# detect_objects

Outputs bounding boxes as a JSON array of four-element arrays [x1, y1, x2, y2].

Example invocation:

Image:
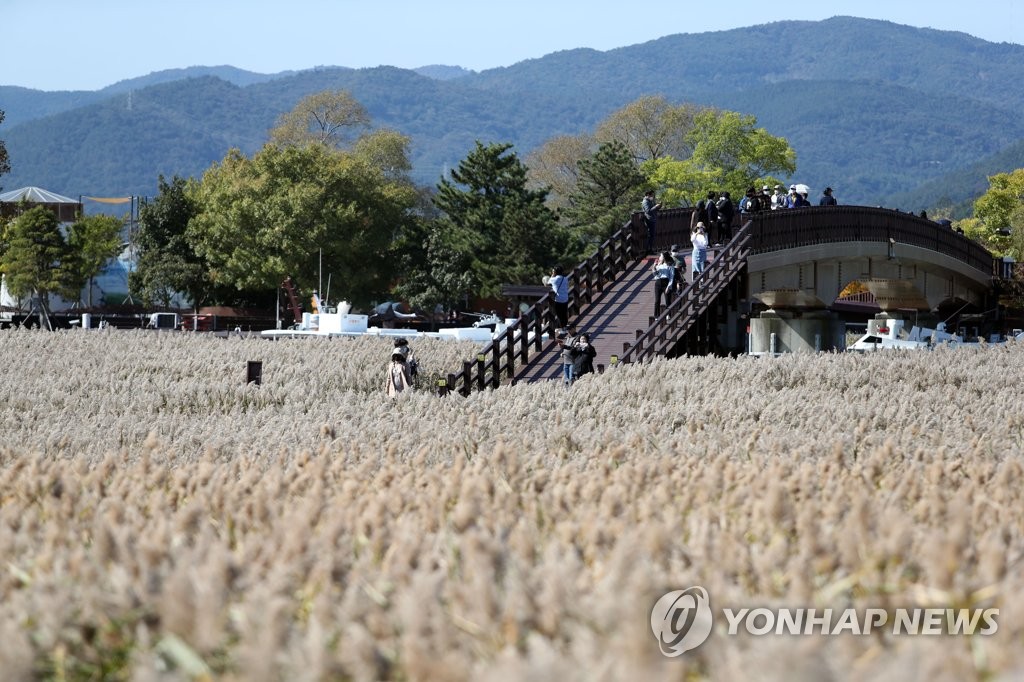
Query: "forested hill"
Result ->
[[2, 16, 1023, 210]]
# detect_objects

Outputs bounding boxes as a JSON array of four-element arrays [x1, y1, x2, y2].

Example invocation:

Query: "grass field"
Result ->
[[0, 328, 1021, 681]]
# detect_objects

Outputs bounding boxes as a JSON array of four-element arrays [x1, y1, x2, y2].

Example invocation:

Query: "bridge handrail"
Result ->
[[443, 218, 641, 395], [748, 206, 996, 276], [619, 221, 753, 364]]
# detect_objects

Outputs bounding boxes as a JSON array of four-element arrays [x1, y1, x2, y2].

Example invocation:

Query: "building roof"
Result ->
[[0, 186, 79, 204]]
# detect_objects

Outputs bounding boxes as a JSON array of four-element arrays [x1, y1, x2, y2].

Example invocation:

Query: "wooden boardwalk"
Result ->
[[515, 251, 716, 383]]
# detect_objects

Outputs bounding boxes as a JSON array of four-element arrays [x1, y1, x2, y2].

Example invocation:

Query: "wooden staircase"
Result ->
[[440, 208, 753, 394]]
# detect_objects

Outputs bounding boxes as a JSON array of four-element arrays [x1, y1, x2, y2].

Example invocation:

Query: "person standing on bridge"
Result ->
[[652, 251, 675, 317], [547, 265, 570, 330], [691, 223, 709, 285], [716, 191, 734, 243], [642, 189, 662, 254], [819, 186, 838, 206]]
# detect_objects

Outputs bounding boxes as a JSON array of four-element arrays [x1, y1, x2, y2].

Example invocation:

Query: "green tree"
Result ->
[[645, 109, 796, 206], [187, 142, 417, 307], [562, 141, 647, 250], [423, 142, 569, 304], [962, 169, 1024, 257], [269, 90, 370, 149], [0, 205, 76, 328], [130, 175, 212, 307], [66, 214, 125, 307], [0, 109, 10, 191]]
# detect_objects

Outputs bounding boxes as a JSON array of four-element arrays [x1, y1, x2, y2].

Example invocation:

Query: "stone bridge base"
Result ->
[[749, 310, 845, 354]]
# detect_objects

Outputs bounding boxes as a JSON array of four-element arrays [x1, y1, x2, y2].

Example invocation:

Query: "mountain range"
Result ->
[[2, 16, 1023, 212]]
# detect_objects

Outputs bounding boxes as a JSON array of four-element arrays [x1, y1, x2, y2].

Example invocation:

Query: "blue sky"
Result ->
[[5, 0, 1023, 91]]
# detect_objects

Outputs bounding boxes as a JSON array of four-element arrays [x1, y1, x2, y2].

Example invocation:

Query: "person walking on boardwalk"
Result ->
[[819, 186, 838, 206], [652, 251, 675, 317], [642, 189, 661, 254], [691, 222, 709, 284], [546, 265, 570, 330]]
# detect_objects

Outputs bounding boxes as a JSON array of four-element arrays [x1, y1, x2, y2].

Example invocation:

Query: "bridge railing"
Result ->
[[443, 218, 641, 395], [749, 206, 996, 276], [619, 220, 753, 364]]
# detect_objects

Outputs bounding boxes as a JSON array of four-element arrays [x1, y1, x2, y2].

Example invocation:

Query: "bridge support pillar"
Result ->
[[748, 309, 844, 355]]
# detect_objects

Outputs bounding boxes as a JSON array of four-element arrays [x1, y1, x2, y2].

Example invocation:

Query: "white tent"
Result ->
[[0, 185, 82, 224], [0, 186, 78, 204]]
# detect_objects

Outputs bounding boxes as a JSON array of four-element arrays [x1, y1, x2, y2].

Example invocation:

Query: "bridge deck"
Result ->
[[515, 250, 717, 384]]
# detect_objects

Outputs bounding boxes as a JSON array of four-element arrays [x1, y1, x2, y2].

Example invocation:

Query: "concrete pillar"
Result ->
[[749, 309, 843, 354]]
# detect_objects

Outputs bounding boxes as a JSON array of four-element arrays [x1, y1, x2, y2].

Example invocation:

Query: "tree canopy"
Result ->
[[268, 90, 370, 149], [402, 142, 571, 309], [187, 141, 417, 307], [644, 109, 796, 206], [524, 133, 594, 211], [65, 213, 124, 307], [130, 175, 213, 307], [561, 141, 647, 248], [959, 168, 1024, 257], [0, 205, 76, 325], [595, 95, 700, 164]]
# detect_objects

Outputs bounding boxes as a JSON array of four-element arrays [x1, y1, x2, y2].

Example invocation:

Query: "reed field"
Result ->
[[0, 327, 1022, 681]]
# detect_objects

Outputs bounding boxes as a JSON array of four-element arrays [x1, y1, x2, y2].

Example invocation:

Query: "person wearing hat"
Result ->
[[690, 222, 709, 285], [819, 186, 838, 206], [771, 185, 786, 211], [385, 344, 412, 398]]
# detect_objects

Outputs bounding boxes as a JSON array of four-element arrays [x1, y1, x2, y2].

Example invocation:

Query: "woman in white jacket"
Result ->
[[691, 222, 709, 284]]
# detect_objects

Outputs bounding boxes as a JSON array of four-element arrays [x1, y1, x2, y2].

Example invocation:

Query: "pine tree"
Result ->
[[426, 142, 570, 302], [563, 141, 647, 250]]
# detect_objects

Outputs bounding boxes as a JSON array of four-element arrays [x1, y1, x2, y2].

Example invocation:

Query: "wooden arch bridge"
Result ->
[[441, 206, 1001, 394]]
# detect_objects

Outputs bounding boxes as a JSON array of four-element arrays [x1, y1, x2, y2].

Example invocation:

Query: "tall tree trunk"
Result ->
[[34, 289, 54, 331]]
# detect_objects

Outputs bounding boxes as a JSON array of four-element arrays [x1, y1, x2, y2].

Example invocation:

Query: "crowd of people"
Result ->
[[641, 183, 843, 321], [392, 182, 844, 395]]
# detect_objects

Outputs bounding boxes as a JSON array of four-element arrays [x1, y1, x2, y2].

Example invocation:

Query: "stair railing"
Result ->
[[619, 220, 753, 364], [442, 218, 641, 395]]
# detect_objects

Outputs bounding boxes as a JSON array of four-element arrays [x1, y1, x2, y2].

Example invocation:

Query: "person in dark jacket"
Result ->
[[716, 191, 734, 242], [573, 333, 596, 378], [642, 190, 661, 253], [819, 187, 838, 206]]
